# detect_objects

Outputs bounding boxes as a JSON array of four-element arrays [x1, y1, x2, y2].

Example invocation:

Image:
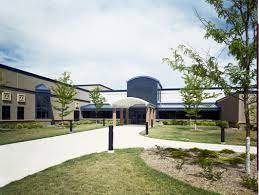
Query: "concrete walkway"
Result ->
[[0, 125, 257, 187]]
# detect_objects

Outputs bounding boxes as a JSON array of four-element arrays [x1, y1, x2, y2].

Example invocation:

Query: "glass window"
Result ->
[[2, 105, 11, 120], [35, 84, 52, 119], [17, 107, 24, 120]]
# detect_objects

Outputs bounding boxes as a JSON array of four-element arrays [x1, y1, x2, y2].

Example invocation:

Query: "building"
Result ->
[[0, 64, 252, 124]]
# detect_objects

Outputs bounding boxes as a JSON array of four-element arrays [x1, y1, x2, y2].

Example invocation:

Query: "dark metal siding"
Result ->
[[127, 77, 158, 105]]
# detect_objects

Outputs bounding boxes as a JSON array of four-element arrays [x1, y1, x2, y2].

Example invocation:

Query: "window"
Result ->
[[17, 107, 24, 120], [2, 105, 10, 120], [35, 84, 52, 119]]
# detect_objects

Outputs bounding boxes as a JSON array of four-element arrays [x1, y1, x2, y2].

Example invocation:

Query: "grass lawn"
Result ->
[[0, 123, 106, 145], [141, 124, 257, 146], [0, 148, 217, 195]]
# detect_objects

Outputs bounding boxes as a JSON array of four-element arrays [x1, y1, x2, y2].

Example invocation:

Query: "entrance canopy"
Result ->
[[112, 97, 155, 109]]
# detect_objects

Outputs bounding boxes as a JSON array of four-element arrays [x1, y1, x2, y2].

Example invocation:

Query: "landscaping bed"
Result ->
[[141, 147, 258, 195]]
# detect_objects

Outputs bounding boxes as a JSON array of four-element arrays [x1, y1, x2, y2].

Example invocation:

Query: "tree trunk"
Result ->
[[243, 91, 251, 175], [194, 117, 197, 130], [96, 112, 98, 124]]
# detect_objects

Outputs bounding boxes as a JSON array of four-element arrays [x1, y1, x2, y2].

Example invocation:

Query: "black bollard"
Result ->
[[221, 127, 225, 143], [108, 125, 113, 151], [103, 118, 105, 126], [70, 121, 73, 132], [145, 122, 149, 136]]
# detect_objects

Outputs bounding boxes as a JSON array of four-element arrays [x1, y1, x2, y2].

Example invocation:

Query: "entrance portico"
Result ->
[[111, 97, 156, 127]]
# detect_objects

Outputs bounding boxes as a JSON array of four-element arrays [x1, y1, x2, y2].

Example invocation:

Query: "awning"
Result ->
[[112, 97, 155, 109]]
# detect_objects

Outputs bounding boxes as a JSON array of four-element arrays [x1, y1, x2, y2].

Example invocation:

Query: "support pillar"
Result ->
[[120, 108, 124, 125], [149, 108, 152, 127], [126, 109, 129, 124], [113, 108, 116, 127], [153, 109, 156, 126], [146, 107, 150, 125]]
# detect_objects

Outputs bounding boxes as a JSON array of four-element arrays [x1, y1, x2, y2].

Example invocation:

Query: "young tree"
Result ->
[[52, 72, 77, 122], [181, 73, 218, 130], [89, 87, 105, 122], [163, 0, 257, 174]]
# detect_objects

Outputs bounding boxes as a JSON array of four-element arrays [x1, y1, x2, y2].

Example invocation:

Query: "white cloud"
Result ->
[[0, 0, 229, 89]]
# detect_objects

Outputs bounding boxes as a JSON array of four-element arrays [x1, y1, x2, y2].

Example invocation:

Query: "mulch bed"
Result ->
[[141, 149, 257, 195]]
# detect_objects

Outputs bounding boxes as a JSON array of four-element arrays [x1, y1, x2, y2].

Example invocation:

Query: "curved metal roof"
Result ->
[[127, 76, 162, 88], [112, 97, 155, 108], [81, 103, 113, 111]]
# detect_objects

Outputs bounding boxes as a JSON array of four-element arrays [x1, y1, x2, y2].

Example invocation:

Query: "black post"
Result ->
[[145, 122, 149, 136], [221, 127, 225, 143], [151, 119, 153, 128], [108, 125, 113, 151], [70, 120, 73, 133]]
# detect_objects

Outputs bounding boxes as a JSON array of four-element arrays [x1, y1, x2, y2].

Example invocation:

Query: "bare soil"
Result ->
[[141, 149, 257, 195]]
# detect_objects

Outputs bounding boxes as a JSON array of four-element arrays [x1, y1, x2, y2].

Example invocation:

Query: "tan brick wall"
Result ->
[[0, 66, 90, 120]]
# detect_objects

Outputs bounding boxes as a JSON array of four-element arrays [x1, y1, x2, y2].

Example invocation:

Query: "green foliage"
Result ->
[[52, 72, 77, 121], [167, 148, 191, 159], [215, 120, 229, 128], [0, 122, 44, 130], [198, 149, 219, 159], [181, 73, 218, 123], [219, 149, 235, 154], [162, 120, 216, 126], [89, 87, 105, 117], [239, 153, 256, 161], [222, 157, 244, 165], [163, 0, 257, 141], [241, 175, 258, 192]]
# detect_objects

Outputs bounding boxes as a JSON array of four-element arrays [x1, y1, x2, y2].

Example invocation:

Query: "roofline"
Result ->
[[76, 84, 113, 90], [0, 64, 90, 92], [127, 76, 162, 88]]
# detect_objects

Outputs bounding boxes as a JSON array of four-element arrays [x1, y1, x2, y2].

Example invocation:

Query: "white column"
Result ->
[[113, 108, 116, 127]]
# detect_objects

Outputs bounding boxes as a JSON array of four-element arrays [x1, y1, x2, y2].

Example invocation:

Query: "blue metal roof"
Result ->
[[81, 103, 113, 111], [127, 76, 162, 89], [157, 102, 219, 111]]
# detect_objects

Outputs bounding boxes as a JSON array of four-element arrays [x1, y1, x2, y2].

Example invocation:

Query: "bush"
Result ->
[[241, 175, 258, 192], [198, 149, 219, 158], [238, 153, 256, 161], [219, 149, 235, 154], [215, 120, 229, 128], [222, 157, 244, 165], [169, 149, 191, 159], [0, 122, 44, 130], [162, 121, 169, 125]]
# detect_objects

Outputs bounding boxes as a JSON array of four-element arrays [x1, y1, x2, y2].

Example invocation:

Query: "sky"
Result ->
[[0, 0, 230, 89]]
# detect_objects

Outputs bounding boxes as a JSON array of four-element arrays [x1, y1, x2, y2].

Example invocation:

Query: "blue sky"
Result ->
[[0, 0, 229, 89]]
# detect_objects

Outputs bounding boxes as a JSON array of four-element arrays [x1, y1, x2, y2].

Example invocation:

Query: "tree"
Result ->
[[51, 72, 77, 122], [181, 73, 218, 130], [163, 0, 257, 174], [89, 87, 105, 121]]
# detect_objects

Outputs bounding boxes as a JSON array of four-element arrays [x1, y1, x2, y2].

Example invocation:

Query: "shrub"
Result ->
[[215, 120, 229, 128], [164, 148, 191, 159], [0, 122, 44, 130], [219, 149, 235, 154], [194, 157, 224, 181], [162, 121, 169, 125], [241, 175, 258, 192], [188, 147, 203, 154], [198, 149, 219, 159], [239, 153, 256, 161], [222, 157, 244, 165], [176, 159, 186, 170]]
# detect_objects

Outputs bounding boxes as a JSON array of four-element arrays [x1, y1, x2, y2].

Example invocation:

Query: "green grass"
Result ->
[[0, 123, 106, 145], [142, 125, 256, 146], [0, 148, 217, 195]]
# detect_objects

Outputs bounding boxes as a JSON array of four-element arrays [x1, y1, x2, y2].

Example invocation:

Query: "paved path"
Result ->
[[0, 125, 257, 187]]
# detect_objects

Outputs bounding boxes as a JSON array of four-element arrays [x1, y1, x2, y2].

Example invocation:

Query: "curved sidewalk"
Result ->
[[0, 125, 257, 187]]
